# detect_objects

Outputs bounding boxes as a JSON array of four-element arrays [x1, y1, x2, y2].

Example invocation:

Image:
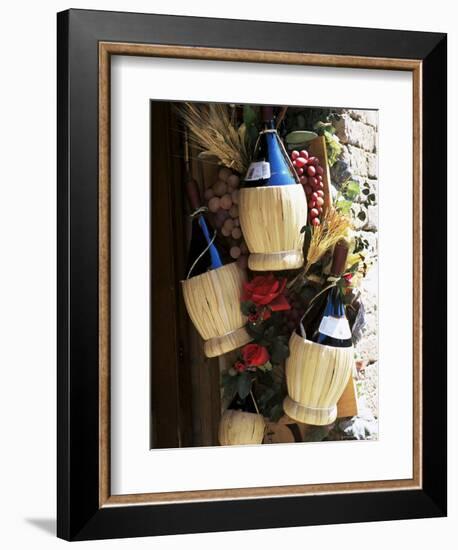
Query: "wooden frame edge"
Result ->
[[100, 42, 420, 70], [99, 42, 111, 507], [98, 41, 423, 508], [412, 62, 423, 490]]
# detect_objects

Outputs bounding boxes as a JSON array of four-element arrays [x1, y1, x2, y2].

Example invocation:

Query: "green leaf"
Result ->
[[335, 199, 352, 215], [246, 321, 266, 341], [285, 130, 318, 146], [241, 301, 254, 316], [243, 105, 257, 126], [314, 121, 333, 134], [237, 373, 252, 399], [269, 403, 284, 422], [357, 211, 366, 221], [263, 326, 275, 341], [271, 340, 290, 364], [222, 374, 238, 399], [344, 180, 360, 201], [221, 371, 233, 385], [368, 193, 376, 201], [348, 261, 360, 273]]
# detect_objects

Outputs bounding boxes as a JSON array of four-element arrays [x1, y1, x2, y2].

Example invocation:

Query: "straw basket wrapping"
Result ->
[[239, 185, 308, 271], [283, 332, 353, 425], [218, 409, 265, 446], [181, 262, 252, 358]]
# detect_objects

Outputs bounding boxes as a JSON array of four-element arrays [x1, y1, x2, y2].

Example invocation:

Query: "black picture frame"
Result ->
[[57, 8, 447, 541]]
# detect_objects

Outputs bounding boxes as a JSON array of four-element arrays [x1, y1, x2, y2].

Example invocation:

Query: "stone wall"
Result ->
[[332, 110, 379, 418], [331, 110, 378, 354]]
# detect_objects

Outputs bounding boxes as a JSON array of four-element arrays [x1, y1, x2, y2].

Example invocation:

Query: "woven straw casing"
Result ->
[[181, 262, 251, 358], [283, 332, 353, 425], [218, 410, 265, 446], [239, 185, 308, 271]]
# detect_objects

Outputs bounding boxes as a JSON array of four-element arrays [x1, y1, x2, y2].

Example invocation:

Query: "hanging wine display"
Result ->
[[177, 102, 377, 444]]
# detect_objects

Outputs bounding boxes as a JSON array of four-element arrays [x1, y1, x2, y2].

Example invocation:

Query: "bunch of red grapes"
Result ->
[[203, 167, 249, 270], [290, 149, 325, 226]]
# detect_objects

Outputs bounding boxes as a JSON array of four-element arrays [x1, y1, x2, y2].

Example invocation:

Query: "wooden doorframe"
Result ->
[[150, 101, 220, 448]]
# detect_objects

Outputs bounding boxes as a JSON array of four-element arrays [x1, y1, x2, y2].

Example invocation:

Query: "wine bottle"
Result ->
[[309, 241, 352, 348], [243, 106, 299, 188], [185, 178, 223, 277]]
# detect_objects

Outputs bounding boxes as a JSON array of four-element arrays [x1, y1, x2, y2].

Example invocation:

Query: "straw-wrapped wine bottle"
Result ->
[[181, 179, 252, 358], [283, 241, 354, 425], [239, 106, 308, 271], [218, 393, 265, 446]]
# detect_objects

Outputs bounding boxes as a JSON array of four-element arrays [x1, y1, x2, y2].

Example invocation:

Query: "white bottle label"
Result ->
[[318, 316, 352, 340], [245, 161, 271, 181]]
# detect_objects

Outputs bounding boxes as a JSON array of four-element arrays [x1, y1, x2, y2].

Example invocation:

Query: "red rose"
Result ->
[[241, 344, 270, 367], [242, 274, 290, 312], [234, 361, 246, 373], [343, 273, 353, 282]]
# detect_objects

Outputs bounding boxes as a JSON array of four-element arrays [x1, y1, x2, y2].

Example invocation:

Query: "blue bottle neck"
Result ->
[[323, 287, 346, 318], [264, 126, 297, 187], [198, 216, 223, 270]]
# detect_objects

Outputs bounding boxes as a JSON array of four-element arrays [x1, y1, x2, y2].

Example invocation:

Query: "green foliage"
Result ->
[[334, 179, 363, 220], [270, 339, 290, 364], [246, 311, 285, 352], [269, 404, 284, 423], [243, 105, 257, 126], [313, 121, 342, 166], [221, 371, 238, 399], [241, 300, 254, 316], [339, 179, 360, 201], [236, 372, 252, 399], [335, 199, 352, 215], [344, 180, 360, 201], [255, 370, 286, 421], [242, 105, 262, 159]]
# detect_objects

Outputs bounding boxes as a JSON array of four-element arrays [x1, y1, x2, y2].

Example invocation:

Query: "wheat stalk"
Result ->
[[288, 207, 351, 291], [304, 207, 351, 273], [178, 103, 250, 174]]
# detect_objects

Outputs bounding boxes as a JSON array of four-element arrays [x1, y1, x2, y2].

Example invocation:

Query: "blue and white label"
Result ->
[[245, 161, 271, 181], [318, 316, 352, 340]]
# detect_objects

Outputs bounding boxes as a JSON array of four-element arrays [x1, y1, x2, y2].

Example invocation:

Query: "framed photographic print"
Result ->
[[57, 9, 447, 541]]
